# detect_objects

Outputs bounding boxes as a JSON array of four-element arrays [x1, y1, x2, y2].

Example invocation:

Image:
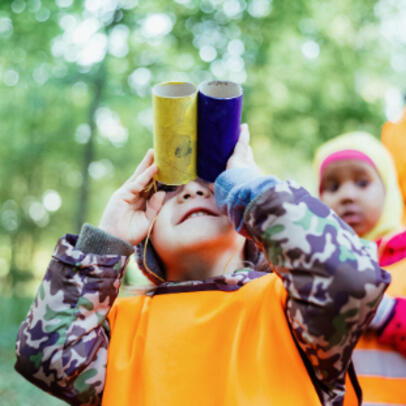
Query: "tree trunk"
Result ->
[[75, 8, 123, 233], [76, 61, 107, 233]]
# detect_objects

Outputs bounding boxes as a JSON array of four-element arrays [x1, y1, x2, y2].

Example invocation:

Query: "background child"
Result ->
[[315, 131, 406, 405], [15, 126, 389, 406]]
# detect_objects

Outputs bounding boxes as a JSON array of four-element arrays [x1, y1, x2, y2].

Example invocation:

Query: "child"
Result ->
[[15, 126, 389, 406], [315, 131, 406, 405]]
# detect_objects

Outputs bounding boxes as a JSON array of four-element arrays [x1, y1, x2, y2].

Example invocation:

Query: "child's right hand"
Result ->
[[98, 149, 166, 246]]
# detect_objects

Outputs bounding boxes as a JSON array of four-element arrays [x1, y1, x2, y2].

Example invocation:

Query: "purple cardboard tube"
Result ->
[[197, 80, 243, 182]]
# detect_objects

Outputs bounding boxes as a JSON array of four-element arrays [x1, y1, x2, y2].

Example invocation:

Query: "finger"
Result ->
[[122, 192, 139, 205], [127, 164, 158, 194], [145, 191, 166, 220], [233, 127, 250, 157], [126, 164, 158, 194], [125, 149, 154, 184], [239, 123, 250, 144]]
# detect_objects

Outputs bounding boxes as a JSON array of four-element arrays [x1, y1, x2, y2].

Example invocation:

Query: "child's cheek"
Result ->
[[320, 192, 335, 209]]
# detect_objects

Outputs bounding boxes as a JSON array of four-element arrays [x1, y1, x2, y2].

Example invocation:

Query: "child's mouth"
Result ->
[[179, 208, 218, 224], [341, 212, 362, 225]]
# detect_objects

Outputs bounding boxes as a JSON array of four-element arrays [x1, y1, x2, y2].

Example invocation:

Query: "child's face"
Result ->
[[150, 178, 243, 262], [320, 160, 385, 237]]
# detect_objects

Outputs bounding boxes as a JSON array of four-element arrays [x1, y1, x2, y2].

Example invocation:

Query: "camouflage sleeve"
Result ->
[[15, 233, 130, 406], [243, 180, 390, 405]]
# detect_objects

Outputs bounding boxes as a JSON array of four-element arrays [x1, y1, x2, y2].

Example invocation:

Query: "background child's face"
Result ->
[[320, 160, 385, 237], [150, 179, 243, 262]]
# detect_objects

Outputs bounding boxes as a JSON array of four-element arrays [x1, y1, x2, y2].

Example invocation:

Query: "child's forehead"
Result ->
[[322, 159, 377, 179]]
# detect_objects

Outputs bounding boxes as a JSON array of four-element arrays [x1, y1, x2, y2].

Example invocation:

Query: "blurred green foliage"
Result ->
[[0, 0, 405, 402]]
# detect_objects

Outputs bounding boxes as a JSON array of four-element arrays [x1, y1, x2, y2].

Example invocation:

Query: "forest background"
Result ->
[[1, 0, 406, 404]]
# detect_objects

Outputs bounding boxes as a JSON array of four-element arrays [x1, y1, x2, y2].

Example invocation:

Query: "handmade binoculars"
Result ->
[[152, 80, 243, 185]]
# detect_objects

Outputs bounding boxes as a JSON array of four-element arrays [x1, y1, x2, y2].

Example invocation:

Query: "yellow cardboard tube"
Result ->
[[152, 82, 197, 185]]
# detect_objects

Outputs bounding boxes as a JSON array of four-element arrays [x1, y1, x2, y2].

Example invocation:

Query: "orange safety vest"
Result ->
[[344, 257, 406, 406], [103, 274, 323, 405]]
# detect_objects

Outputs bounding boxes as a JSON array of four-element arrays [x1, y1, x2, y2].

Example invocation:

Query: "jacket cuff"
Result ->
[[76, 223, 134, 256], [369, 294, 397, 330], [214, 167, 280, 235]]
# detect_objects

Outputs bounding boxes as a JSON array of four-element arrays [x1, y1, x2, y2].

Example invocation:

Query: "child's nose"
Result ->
[[178, 180, 211, 202], [339, 182, 358, 202]]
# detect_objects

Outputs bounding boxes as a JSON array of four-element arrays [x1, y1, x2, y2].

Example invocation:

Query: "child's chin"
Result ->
[[179, 217, 229, 233], [182, 232, 223, 247], [179, 225, 232, 248], [351, 223, 368, 237]]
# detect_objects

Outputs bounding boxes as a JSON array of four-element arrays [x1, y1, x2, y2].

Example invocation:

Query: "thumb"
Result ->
[[231, 123, 250, 159], [239, 123, 250, 144], [145, 191, 166, 221]]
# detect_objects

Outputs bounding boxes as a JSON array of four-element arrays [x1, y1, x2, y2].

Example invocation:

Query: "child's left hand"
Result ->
[[226, 123, 260, 172]]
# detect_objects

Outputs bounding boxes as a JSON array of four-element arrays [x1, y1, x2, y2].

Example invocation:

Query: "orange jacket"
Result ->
[[382, 114, 406, 225], [103, 274, 322, 406]]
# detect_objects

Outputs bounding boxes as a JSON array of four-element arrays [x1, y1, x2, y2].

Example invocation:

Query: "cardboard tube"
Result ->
[[197, 80, 243, 182], [152, 82, 197, 185]]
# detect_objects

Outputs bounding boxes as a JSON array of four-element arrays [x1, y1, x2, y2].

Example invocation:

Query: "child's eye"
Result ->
[[356, 179, 369, 188], [325, 182, 339, 192]]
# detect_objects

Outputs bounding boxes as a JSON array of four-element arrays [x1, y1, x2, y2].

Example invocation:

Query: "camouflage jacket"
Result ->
[[15, 168, 390, 406]]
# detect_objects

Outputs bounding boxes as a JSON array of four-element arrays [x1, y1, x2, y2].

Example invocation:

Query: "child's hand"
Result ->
[[98, 149, 165, 246], [226, 123, 260, 172]]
